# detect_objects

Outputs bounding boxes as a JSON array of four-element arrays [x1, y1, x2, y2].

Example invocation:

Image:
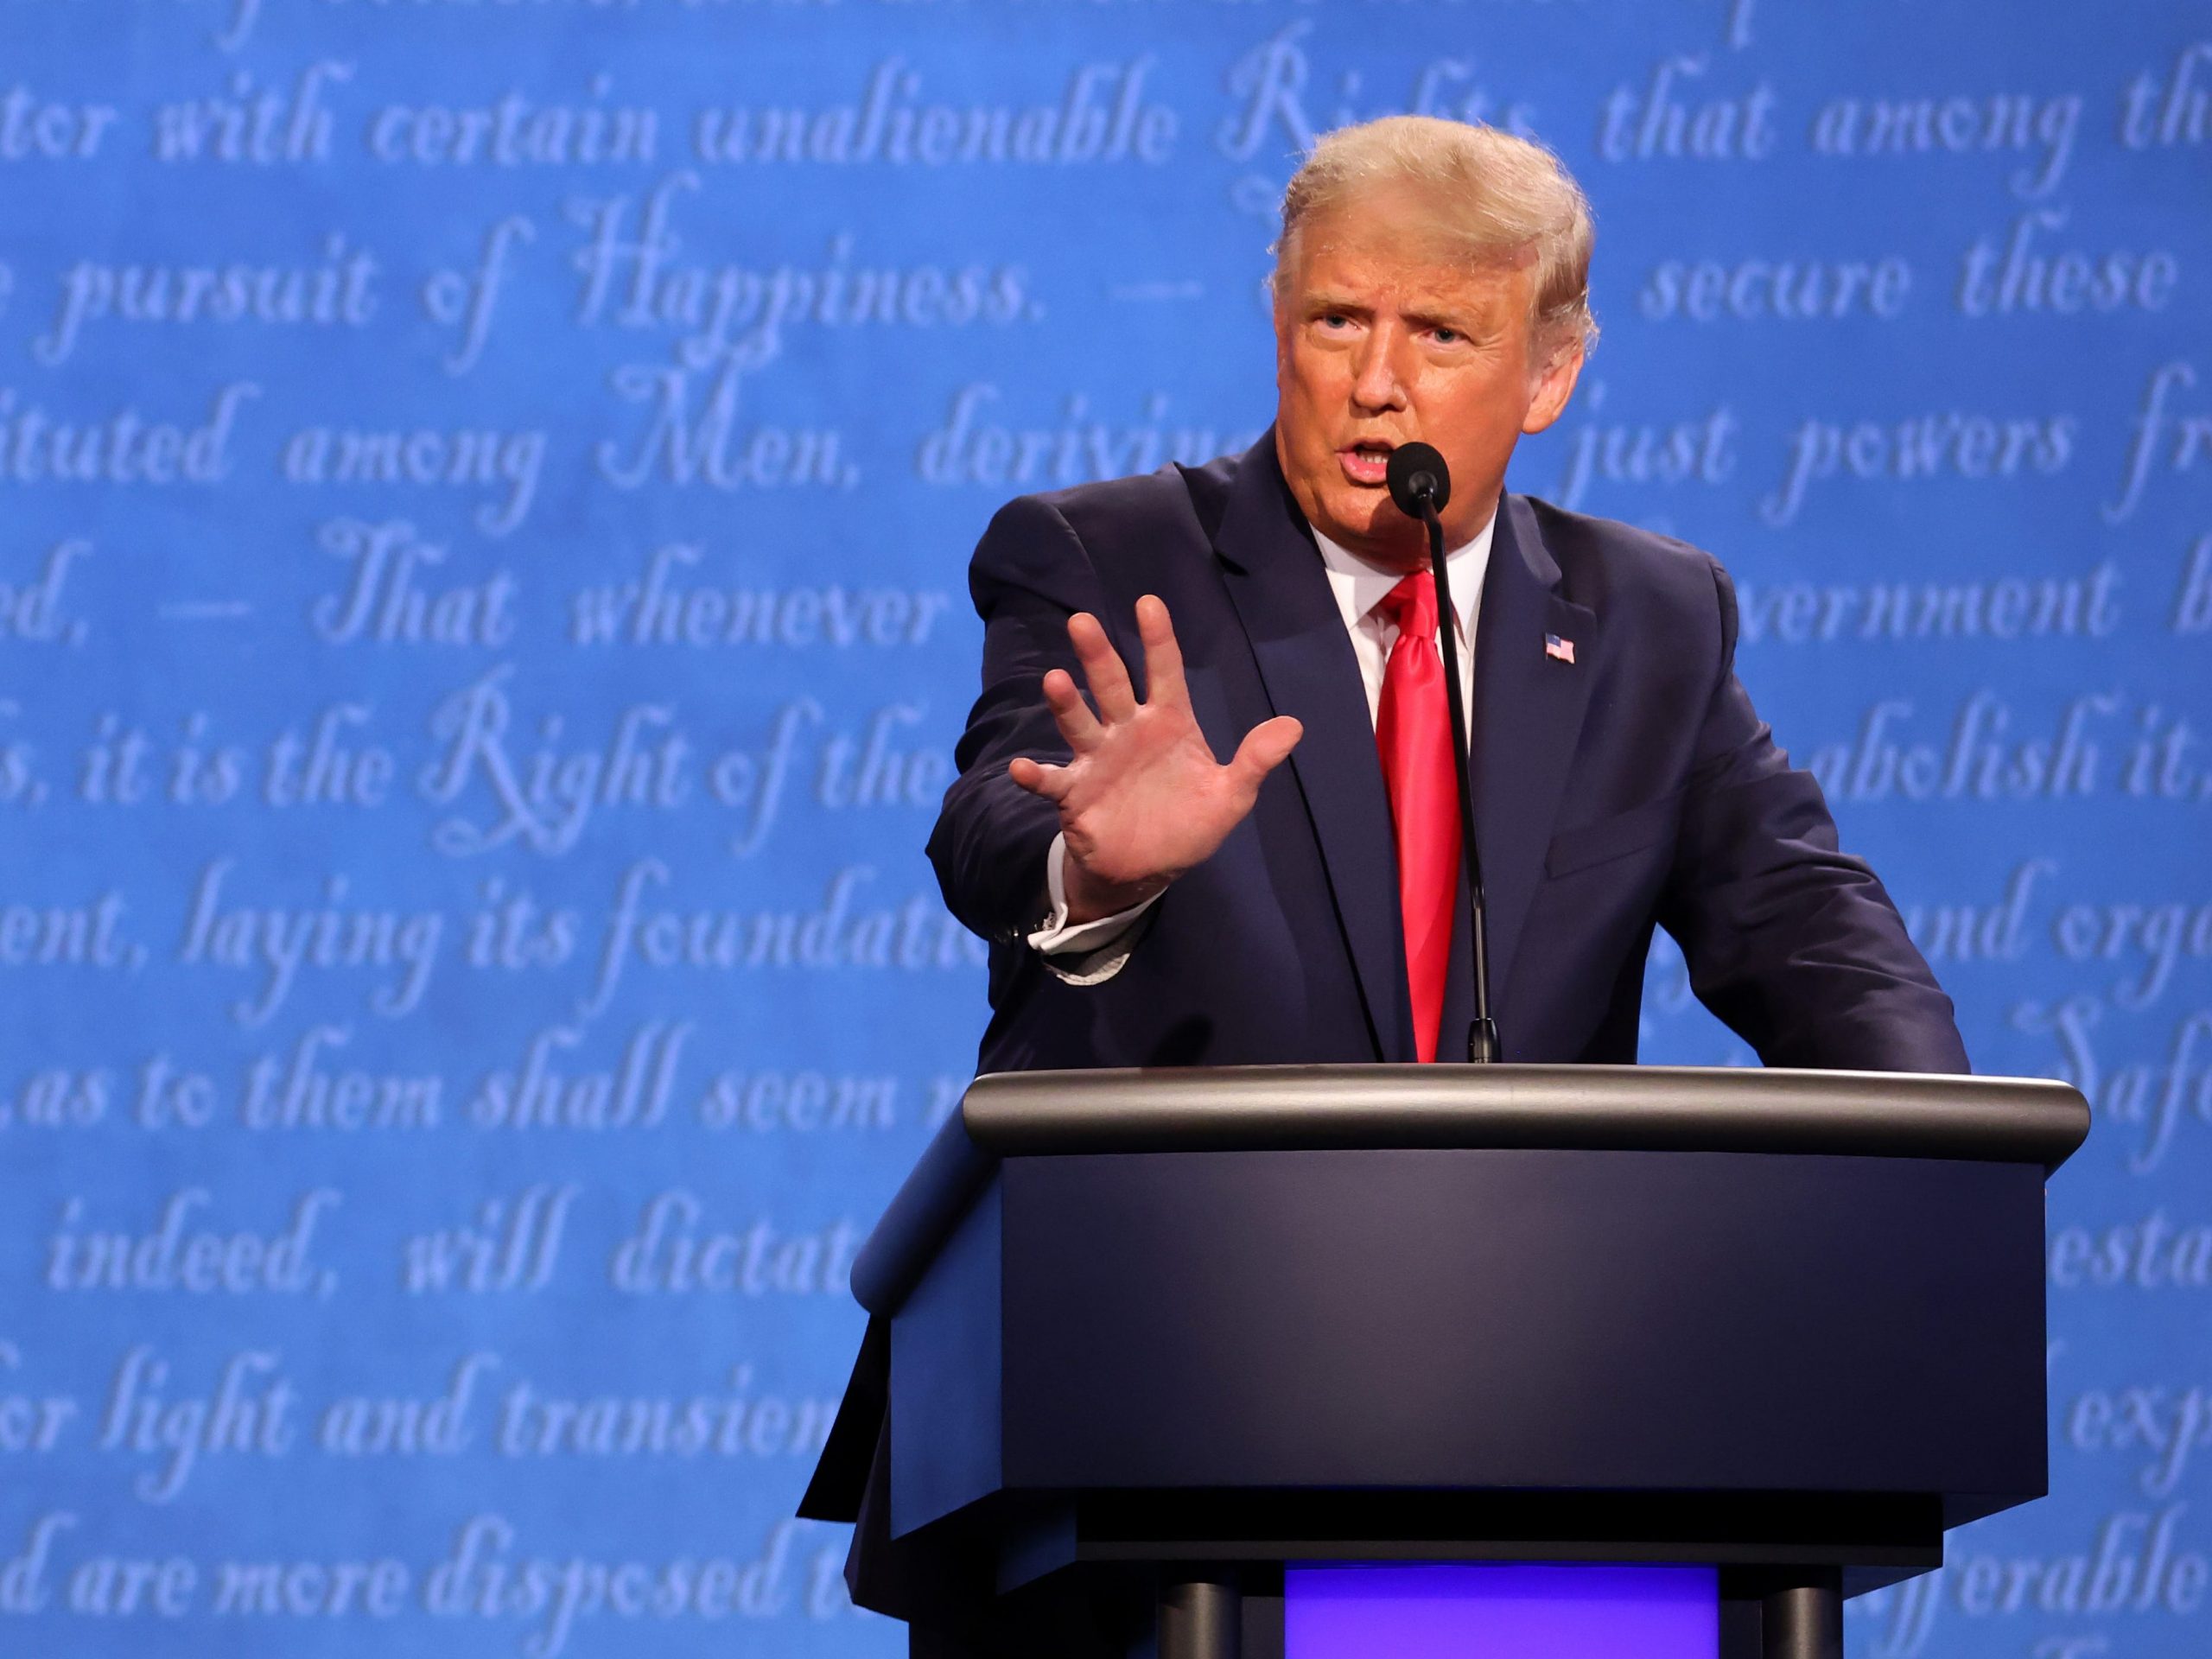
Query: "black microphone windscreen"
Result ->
[[1385, 442, 1452, 517]]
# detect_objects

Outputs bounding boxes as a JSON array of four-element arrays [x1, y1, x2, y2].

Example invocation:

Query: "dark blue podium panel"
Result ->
[[892, 1145, 2045, 1535]]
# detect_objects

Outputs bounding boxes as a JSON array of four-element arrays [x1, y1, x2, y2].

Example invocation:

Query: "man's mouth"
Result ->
[[1338, 440, 1397, 486]]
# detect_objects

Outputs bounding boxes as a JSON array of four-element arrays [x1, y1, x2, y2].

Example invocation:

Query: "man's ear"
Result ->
[[1520, 337, 1586, 436]]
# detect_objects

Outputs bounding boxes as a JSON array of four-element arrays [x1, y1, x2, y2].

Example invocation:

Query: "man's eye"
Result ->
[[1432, 326, 1463, 345]]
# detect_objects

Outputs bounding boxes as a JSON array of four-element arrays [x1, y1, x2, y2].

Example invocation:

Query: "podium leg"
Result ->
[[1159, 1572, 1240, 1659], [1761, 1571, 1842, 1659]]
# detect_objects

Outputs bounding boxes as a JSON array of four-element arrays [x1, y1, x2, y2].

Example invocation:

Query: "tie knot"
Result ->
[[1378, 572, 1440, 644]]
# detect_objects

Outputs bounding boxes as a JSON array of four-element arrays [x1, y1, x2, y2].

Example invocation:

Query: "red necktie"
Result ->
[[1374, 574, 1461, 1063]]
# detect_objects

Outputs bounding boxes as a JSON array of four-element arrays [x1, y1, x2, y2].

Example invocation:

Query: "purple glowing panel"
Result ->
[[1286, 1563, 1719, 1659]]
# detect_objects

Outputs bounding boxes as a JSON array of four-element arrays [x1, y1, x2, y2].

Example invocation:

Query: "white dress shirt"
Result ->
[[1027, 512, 1496, 983]]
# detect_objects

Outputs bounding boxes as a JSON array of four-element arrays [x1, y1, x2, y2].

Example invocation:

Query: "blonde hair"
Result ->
[[1273, 116, 1599, 359]]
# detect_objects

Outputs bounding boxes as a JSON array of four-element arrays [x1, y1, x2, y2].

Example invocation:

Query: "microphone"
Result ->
[[1383, 444, 1451, 516], [1383, 442, 1499, 1065]]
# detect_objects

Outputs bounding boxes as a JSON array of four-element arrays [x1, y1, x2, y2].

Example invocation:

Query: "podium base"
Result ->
[[1756, 1570, 1843, 1659], [1160, 1573, 1240, 1659], [1143, 1563, 1841, 1659]]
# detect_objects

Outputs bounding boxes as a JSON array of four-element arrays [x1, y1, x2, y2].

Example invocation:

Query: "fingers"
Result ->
[[1007, 755, 1074, 802], [1134, 594, 1190, 712], [1068, 612, 1138, 721], [1228, 715, 1303, 795], [1039, 668, 1103, 752]]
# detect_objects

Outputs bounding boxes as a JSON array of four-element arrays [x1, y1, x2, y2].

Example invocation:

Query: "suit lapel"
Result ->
[[1212, 432, 1410, 1062], [1470, 495, 1599, 1026]]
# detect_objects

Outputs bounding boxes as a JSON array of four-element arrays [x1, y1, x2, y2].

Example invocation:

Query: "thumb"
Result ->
[[1228, 715, 1303, 792]]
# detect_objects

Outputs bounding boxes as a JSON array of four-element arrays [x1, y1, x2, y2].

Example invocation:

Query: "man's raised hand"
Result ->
[[1007, 594, 1304, 924]]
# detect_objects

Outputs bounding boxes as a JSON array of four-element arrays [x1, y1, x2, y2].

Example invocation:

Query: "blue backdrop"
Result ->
[[2, 2, 2208, 1655]]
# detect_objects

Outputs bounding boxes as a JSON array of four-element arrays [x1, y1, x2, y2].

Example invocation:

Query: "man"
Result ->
[[927, 115, 1967, 1074], [804, 117, 1970, 1649]]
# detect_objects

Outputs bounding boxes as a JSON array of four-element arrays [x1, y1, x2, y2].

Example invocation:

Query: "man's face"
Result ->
[[1272, 188, 1584, 570]]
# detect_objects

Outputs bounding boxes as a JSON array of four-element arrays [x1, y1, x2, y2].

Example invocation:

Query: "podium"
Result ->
[[801, 1065, 2088, 1659]]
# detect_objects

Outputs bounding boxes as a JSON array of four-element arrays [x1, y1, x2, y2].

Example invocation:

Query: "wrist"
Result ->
[[1062, 858, 1170, 925]]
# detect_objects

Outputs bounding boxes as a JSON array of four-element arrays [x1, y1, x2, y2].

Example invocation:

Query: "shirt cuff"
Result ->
[[1026, 835, 1162, 984]]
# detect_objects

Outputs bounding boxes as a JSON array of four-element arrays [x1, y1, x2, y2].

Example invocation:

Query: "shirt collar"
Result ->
[[1312, 505, 1497, 644]]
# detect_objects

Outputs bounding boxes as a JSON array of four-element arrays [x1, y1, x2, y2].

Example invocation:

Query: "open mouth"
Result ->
[[1338, 440, 1397, 486]]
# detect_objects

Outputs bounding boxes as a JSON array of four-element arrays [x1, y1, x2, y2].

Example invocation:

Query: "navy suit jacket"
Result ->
[[928, 429, 1969, 1074]]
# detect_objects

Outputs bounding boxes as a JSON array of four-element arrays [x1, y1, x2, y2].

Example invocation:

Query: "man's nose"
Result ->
[[1350, 323, 1408, 412]]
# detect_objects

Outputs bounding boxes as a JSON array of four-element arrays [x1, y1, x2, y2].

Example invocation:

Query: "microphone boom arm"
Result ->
[[1416, 496, 1500, 1064]]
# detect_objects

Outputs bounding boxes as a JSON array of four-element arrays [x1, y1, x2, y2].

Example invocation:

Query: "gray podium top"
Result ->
[[852, 1064, 2089, 1315]]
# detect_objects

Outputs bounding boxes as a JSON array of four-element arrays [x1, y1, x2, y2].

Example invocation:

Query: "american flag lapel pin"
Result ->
[[1544, 632, 1577, 664]]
